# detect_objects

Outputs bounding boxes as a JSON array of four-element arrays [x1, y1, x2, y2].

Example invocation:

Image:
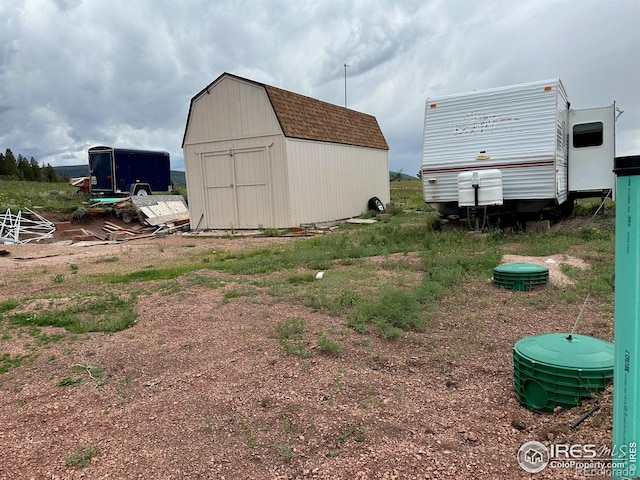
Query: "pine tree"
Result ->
[[17, 154, 33, 181], [30, 157, 43, 182], [3, 148, 19, 178], [43, 163, 59, 182], [0, 151, 6, 176]]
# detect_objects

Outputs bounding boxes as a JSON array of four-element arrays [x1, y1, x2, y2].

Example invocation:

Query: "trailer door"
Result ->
[[568, 105, 615, 193], [88, 149, 115, 193]]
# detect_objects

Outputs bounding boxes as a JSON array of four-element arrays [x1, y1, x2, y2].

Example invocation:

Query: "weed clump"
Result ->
[[348, 287, 424, 340], [317, 332, 343, 356], [69, 206, 88, 223], [64, 443, 99, 467], [275, 318, 312, 358]]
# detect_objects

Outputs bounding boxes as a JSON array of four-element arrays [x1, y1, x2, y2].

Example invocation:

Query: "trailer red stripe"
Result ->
[[421, 160, 556, 175]]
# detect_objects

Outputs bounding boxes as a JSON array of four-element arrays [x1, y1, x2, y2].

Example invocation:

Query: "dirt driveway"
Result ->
[[0, 219, 615, 479]]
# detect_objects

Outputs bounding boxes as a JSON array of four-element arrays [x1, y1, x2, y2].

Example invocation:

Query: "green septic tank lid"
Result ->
[[514, 333, 614, 370], [494, 262, 548, 274], [493, 262, 549, 291]]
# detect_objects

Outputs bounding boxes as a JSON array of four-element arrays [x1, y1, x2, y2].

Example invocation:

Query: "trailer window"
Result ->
[[573, 122, 603, 148]]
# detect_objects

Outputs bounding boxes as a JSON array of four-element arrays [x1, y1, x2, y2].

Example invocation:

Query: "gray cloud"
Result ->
[[0, 0, 638, 174]]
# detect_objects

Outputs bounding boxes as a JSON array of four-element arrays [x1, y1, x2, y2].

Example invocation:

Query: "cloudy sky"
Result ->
[[1, 0, 639, 175]]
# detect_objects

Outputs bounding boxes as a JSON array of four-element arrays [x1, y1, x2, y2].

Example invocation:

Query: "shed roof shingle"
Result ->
[[264, 84, 389, 150]]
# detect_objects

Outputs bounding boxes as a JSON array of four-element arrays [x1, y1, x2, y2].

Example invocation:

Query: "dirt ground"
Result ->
[[0, 213, 616, 479]]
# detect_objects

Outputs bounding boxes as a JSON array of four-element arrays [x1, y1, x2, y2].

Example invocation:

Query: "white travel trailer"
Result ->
[[420, 78, 618, 220]]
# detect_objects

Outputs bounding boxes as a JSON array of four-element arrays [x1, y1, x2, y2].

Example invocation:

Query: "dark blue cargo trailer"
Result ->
[[88, 146, 171, 196]]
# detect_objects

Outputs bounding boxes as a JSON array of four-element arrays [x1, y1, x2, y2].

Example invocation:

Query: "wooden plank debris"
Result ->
[[84, 195, 190, 234], [13, 253, 60, 261], [131, 195, 189, 228], [101, 221, 155, 241], [84, 229, 107, 241]]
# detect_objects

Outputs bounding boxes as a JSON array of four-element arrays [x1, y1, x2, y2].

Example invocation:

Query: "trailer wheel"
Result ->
[[368, 196, 385, 212], [561, 194, 576, 218], [132, 184, 151, 196]]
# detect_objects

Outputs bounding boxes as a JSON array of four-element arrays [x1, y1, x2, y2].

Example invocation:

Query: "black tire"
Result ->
[[560, 194, 576, 218], [368, 196, 385, 212], [132, 184, 151, 196]]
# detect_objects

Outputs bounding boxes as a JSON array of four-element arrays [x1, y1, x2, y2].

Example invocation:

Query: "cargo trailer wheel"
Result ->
[[132, 184, 151, 196], [368, 196, 385, 212]]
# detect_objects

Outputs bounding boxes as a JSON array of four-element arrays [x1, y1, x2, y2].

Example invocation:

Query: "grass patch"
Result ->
[[317, 332, 343, 356], [286, 272, 316, 285], [36, 331, 66, 345], [275, 318, 312, 359], [7, 292, 137, 333], [209, 222, 440, 276], [347, 286, 425, 340], [0, 352, 33, 373], [223, 288, 257, 300], [276, 317, 306, 339], [57, 376, 85, 387], [103, 264, 196, 284], [185, 274, 223, 289], [0, 299, 20, 313], [276, 442, 295, 460], [334, 421, 367, 446], [0, 179, 83, 212], [64, 443, 99, 467], [56, 365, 104, 388], [93, 256, 119, 264], [238, 420, 257, 448], [70, 364, 104, 388], [279, 409, 294, 433]]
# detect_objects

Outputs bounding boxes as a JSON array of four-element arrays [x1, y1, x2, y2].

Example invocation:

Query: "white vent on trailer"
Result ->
[[458, 169, 504, 207]]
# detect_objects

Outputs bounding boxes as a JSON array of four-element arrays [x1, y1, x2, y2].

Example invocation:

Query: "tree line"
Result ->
[[0, 148, 60, 182]]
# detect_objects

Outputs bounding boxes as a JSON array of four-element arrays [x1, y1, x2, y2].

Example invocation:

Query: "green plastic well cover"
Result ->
[[494, 262, 549, 275], [514, 333, 614, 370], [493, 262, 549, 291]]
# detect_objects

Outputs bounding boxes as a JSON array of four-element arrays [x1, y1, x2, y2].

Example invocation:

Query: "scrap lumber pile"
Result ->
[[0, 208, 56, 244], [86, 197, 133, 216], [85, 195, 190, 233], [131, 195, 190, 231], [69, 176, 90, 194], [102, 222, 156, 241]]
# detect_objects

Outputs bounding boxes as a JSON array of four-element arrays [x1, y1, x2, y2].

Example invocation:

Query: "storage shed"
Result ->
[[182, 73, 390, 230]]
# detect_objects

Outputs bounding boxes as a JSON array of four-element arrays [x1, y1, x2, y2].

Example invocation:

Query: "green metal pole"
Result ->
[[613, 155, 640, 479]]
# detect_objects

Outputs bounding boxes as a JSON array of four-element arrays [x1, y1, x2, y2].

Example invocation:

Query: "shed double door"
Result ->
[[202, 147, 271, 229]]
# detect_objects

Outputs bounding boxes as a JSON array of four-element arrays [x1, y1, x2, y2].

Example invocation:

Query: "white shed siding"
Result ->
[[184, 135, 290, 229], [422, 79, 568, 204], [184, 76, 281, 146], [285, 139, 390, 225]]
